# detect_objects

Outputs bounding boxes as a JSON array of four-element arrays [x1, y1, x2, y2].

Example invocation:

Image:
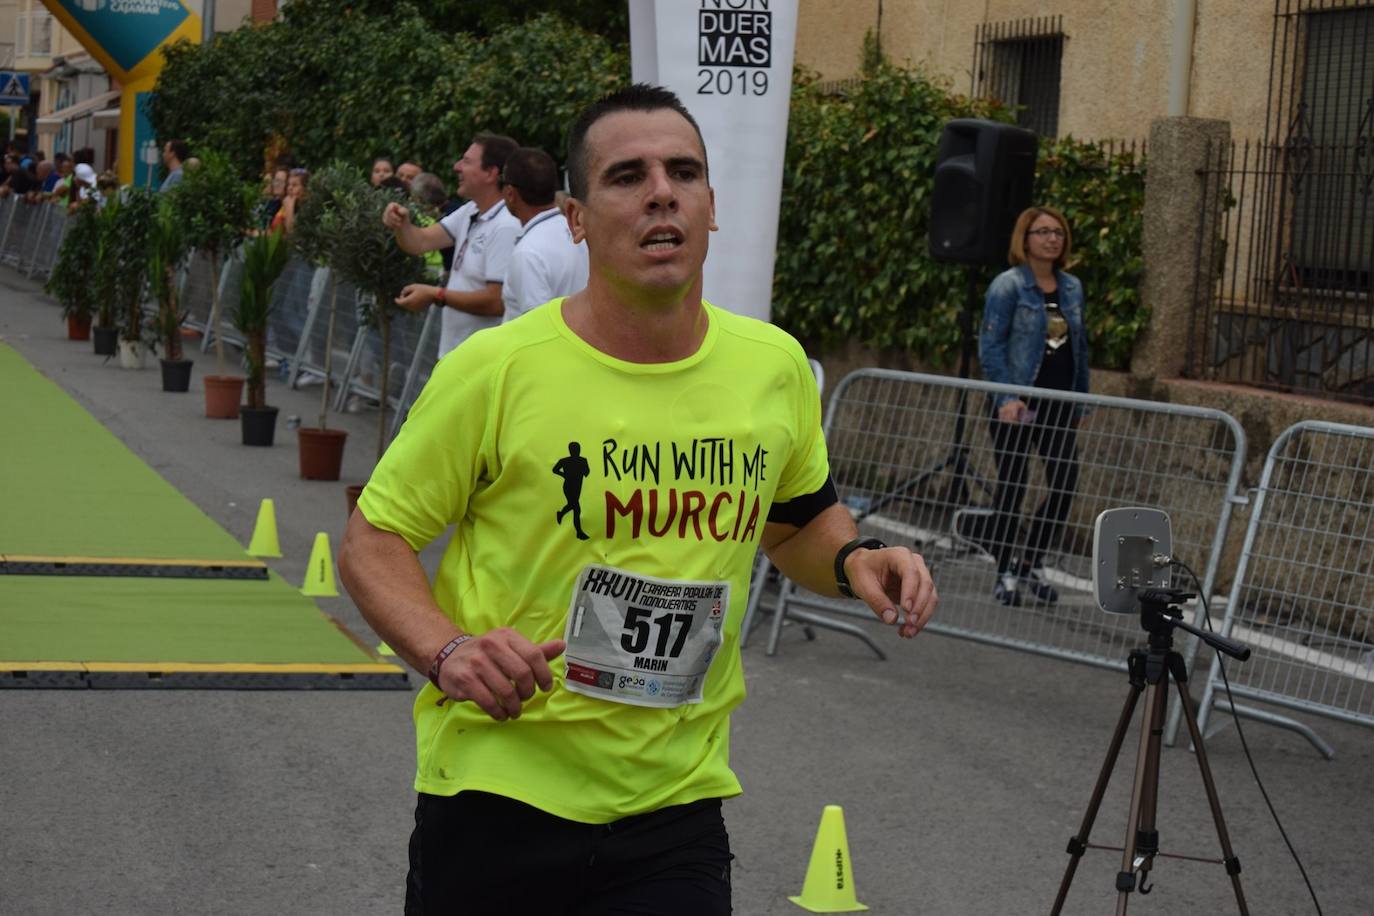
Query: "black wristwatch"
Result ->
[[834, 537, 886, 598]]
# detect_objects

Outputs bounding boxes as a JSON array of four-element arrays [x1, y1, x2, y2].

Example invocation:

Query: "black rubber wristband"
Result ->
[[834, 537, 886, 598]]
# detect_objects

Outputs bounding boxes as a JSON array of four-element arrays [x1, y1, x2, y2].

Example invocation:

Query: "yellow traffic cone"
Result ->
[[788, 805, 869, 913], [301, 532, 338, 597], [375, 641, 396, 657], [247, 498, 282, 558]]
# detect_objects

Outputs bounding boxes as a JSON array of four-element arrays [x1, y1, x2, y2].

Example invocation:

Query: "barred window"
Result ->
[[973, 17, 1065, 138], [1285, 5, 1374, 290]]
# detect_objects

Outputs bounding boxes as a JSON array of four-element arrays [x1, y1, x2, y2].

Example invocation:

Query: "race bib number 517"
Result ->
[[562, 564, 728, 708]]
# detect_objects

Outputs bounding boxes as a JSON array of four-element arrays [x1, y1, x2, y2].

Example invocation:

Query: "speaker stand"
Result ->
[[856, 267, 992, 525]]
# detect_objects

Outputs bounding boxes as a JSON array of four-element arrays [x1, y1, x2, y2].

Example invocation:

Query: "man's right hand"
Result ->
[[997, 399, 1028, 423], [382, 201, 411, 230], [395, 283, 438, 312], [435, 629, 567, 722]]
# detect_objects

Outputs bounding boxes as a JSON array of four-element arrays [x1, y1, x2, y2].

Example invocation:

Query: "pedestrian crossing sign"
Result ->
[[0, 72, 29, 105]]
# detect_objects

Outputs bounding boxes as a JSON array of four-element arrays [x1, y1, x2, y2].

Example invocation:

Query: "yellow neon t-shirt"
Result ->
[[357, 298, 830, 823]]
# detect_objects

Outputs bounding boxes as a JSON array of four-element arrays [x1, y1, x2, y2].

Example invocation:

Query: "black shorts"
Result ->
[[405, 790, 733, 915]]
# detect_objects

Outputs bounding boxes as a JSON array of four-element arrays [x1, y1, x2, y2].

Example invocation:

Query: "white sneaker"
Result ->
[[296, 373, 324, 388]]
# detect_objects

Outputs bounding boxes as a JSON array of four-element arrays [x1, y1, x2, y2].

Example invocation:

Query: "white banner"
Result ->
[[629, 0, 798, 322]]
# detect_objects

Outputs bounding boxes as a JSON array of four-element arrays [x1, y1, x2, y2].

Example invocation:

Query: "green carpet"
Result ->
[[0, 344, 248, 560], [0, 344, 406, 689]]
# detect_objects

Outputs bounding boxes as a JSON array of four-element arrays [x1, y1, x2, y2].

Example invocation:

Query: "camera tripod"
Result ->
[[1051, 589, 1252, 915]]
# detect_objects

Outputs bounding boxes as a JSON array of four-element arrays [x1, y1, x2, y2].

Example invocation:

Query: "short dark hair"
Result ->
[[502, 147, 559, 207], [165, 139, 190, 162], [73, 147, 95, 166], [566, 83, 708, 200], [473, 133, 518, 174], [53, 152, 70, 163]]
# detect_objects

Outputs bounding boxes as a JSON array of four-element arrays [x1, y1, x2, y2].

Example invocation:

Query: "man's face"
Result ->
[[56, 159, 71, 177], [396, 162, 421, 188], [453, 142, 495, 200], [568, 109, 715, 299]]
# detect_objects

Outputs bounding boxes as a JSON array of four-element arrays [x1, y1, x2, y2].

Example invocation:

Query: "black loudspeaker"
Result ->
[[928, 119, 1038, 265]]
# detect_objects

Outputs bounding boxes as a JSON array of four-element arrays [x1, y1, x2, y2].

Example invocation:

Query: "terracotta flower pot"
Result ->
[[203, 375, 245, 419], [345, 482, 365, 519], [298, 427, 348, 481], [66, 315, 92, 340]]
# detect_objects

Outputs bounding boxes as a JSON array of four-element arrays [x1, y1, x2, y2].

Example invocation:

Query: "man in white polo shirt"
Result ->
[[385, 133, 521, 357], [498, 147, 589, 323]]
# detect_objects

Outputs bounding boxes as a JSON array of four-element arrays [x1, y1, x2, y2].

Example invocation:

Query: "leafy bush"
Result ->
[[150, 10, 628, 181], [45, 205, 101, 321], [772, 63, 1147, 371], [773, 65, 999, 363], [1033, 136, 1147, 370]]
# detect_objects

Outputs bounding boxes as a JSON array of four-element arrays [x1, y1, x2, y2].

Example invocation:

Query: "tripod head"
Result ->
[[1136, 587, 1250, 661]]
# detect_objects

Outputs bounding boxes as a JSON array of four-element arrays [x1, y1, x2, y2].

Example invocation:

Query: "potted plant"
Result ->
[[91, 199, 121, 357], [232, 226, 291, 446], [330, 177, 427, 507], [289, 163, 353, 480], [44, 203, 100, 340], [110, 187, 158, 370], [148, 195, 194, 391], [171, 151, 254, 416]]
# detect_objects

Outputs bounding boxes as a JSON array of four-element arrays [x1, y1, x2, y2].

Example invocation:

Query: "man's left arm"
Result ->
[[760, 504, 938, 640]]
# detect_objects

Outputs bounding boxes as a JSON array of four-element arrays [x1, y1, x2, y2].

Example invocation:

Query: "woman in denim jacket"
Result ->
[[977, 205, 1089, 607]]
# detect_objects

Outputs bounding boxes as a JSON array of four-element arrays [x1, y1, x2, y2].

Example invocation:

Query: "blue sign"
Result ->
[[53, 1, 190, 75], [0, 72, 30, 106], [134, 91, 159, 189]]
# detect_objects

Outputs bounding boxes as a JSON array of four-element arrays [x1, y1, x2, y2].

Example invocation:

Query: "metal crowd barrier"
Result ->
[[1196, 421, 1374, 758], [200, 250, 246, 356], [333, 300, 436, 441], [0, 195, 15, 258], [0, 198, 38, 267], [286, 269, 362, 398], [177, 252, 222, 338], [762, 370, 1248, 683], [16, 204, 48, 276], [27, 207, 68, 280]]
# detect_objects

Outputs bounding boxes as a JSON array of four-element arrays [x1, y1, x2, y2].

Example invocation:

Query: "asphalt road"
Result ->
[[2, 272, 1370, 915]]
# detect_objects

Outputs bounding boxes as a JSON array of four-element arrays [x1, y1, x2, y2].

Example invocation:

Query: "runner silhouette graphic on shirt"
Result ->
[[552, 442, 591, 540]]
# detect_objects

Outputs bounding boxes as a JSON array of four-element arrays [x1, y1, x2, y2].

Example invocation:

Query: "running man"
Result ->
[[339, 84, 938, 915]]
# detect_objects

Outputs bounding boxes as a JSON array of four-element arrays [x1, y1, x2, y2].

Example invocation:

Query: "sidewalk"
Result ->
[[2, 272, 1371, 915]]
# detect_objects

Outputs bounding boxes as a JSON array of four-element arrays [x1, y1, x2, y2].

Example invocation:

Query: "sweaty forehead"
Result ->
[[584, 109, 707, 177]]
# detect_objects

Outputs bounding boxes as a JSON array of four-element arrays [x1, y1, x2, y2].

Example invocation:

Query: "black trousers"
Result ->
[[405, 791, 733, 915], [986, 399, 1080, 574]]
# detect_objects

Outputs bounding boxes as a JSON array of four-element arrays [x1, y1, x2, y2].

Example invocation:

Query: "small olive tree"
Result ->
[[329, 177, 427, 460], [290, 162, 356, 431], [171, 151, 255, 373]]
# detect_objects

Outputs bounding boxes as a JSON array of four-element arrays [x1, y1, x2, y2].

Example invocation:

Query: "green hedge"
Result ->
[[149, 9, 627, 181], [773, 64, 1147, 371]]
